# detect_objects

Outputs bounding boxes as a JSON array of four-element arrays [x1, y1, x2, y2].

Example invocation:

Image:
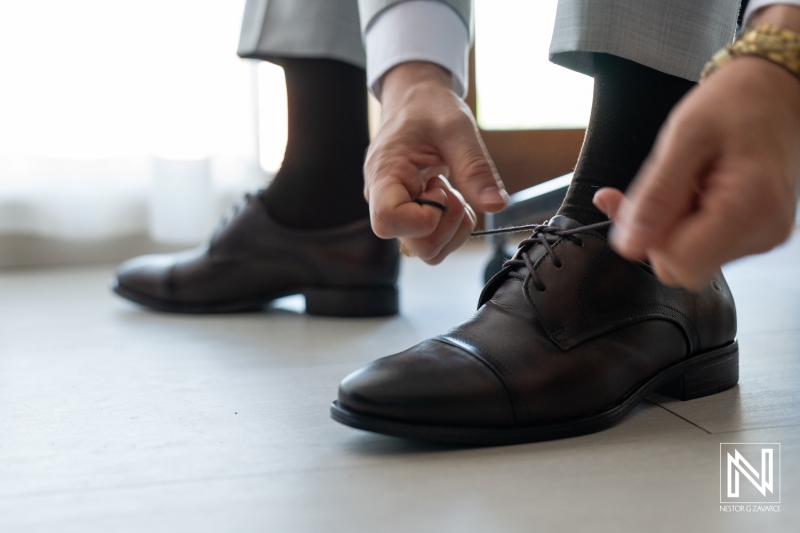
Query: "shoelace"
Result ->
[[212, 193, 610, 302], [472, 220, 611, 304]]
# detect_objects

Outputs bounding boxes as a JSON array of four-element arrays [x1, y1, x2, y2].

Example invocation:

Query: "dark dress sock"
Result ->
[[557, 53, 696, 226], [260, 58, 371, 229]]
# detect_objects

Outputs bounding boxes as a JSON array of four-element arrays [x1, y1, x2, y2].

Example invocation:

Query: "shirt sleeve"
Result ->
[[743, 0, 800, 26], [364, 0, 470, 100]]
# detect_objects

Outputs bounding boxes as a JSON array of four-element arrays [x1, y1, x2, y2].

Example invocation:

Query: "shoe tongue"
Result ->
[[522, 215, 591, 263], [478, 215, 583, 309], [546, 214, 584, 231], [512, 215, 582, 264]]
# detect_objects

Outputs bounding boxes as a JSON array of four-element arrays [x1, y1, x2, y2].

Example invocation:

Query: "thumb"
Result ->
[[592, 187, 626, 222], [439, 115, 507, 213], [611, 120, 713, 260]]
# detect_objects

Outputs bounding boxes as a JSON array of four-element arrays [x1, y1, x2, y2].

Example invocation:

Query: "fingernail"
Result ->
[[399, 243, 415, 258], [479, 186, 507, 208]]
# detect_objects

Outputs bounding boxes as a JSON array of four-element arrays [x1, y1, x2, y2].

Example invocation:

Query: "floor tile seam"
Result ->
[[703, 423, 800, 436], [647, 400, 712, 435]]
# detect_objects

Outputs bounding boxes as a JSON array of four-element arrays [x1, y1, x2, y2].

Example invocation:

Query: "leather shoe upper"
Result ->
[[338, 215, 737, 428], [114, 193, 400, 308]]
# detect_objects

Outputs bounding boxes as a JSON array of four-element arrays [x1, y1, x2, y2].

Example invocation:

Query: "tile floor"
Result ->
[[0, 234, 798, 532]]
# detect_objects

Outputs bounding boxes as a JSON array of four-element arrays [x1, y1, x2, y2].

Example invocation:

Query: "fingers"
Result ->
[[647, 211, 734, 288], [439, 107, 508, 213], [367, 163, 444, 239], [424, 203, 476, 265], [399, 176, 476, 264], [598, 178, 735, 287], [601, 168, 795, 289], [610, 114, 715, 261], [592, 187, 626, 222], [647, 176, 794, 288], [593, 186, 709, 287], [363, 78, 504, 262]]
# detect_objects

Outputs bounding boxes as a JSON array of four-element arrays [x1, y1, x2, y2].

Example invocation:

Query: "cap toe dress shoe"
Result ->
[[332, 215, 738, 444], [112, 193, 400, 317]]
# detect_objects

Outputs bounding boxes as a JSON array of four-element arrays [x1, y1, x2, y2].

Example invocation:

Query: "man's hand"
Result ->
[[365, 62, 507, 264], [594, 54, 800, 289]]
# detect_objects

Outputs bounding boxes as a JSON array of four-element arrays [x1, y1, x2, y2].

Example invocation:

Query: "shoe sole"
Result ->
[[330, 340, 738, 445], [112, 279, 399, 317]]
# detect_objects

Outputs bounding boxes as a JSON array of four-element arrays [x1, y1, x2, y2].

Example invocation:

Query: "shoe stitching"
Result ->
[[476, 220, 690, 352], [571, 247, 700, 352], [550, 305, 699, 354], [477, 221, 703, 354]]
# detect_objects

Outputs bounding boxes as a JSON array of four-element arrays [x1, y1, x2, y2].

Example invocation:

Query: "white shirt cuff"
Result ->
[[744, 0, 800, 26], [365, 0, 470, 100]]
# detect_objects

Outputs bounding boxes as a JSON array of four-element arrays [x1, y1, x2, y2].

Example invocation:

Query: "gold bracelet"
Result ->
[[701, 24, 800, 81]]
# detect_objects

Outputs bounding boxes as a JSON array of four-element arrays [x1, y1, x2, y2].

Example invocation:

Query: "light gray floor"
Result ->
[[1, 235, 798, 533]]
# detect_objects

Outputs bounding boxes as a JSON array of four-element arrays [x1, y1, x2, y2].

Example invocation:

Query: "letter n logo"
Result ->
[[720, 443, 780, 504]]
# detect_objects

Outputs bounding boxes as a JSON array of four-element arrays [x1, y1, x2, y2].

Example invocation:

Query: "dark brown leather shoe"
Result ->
[[331, 215, 738, 444], [112, 193, 400, 316]]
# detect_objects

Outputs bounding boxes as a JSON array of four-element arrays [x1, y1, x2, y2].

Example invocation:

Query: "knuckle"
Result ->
[[463, 150, 494, 177], [453, 149, 496, 189]]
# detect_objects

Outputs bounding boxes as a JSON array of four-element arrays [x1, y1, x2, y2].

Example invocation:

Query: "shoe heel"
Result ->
[[655, 342, 739, 401], [303, 286, 399, 317]]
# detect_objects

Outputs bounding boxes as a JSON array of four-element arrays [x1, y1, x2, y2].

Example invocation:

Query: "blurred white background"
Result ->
[[0, 0, 290, 246], [475, 0, 592, 130], [0, 0, 593, 258]]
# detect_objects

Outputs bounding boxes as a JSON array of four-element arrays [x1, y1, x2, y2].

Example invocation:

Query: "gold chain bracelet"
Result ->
[[701, 24, 800, 81]]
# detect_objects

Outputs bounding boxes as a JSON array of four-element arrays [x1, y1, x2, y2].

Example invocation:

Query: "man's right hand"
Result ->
[[594, 5, 800, 289], [365, 61, 507, 264]]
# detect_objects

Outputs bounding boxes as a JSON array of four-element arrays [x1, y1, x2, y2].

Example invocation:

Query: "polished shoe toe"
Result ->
[[332, 215, 739, 445], [111, 193, 400, 315], [338, 338, 515, 428], [113, 252, 181, 303]]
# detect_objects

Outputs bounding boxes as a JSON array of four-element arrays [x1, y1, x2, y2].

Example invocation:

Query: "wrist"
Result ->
[[381, 61, 453, 111], [702, 23, 800, 84], [751, 4, 800, 32]]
